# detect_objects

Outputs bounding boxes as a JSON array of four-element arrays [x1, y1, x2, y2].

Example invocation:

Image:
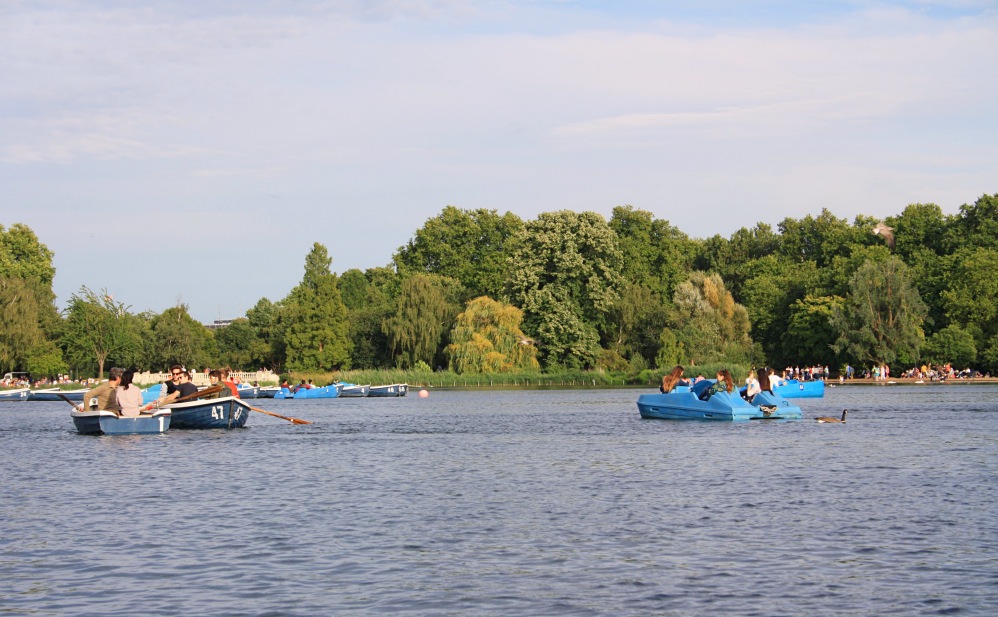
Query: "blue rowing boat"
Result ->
[[368, 384, 408, 397], [637, 382, 802, 421], [29, 388, 89, 402], [165, 396, 251, 429], [71, 409, 171, 435], [773, 379, 825, 398], [0, 387, 30, 402]]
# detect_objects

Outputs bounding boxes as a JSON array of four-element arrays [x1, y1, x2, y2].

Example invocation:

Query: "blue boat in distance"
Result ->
[[30, 387, 89, 402], [257, 386, 280, 398], [0, 388, 30, 402], [236, 385, 260, 399], [637, 382, 802, 421], [71, 409, 171, 435], [368, 384, 408, 397], [773, 379, 825, 398], [165, 396, 251, 429], [274, 384, 340, 399], [338, 383, 370, 397]]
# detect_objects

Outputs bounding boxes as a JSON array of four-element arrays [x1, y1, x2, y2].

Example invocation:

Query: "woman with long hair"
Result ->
[[700, 369, 735, 401], [115, 368, 143, 417], [660, 365, 687, 393]]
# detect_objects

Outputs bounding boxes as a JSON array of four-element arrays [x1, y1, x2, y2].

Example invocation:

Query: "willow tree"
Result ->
[[830, 257, 928, 366], [659, 272, 752, 366], [0, 277, 46, 373], [62, 287, 134, 378], [446, 296, 540, 374], [382, 274, 459, 369], [283, 243, 352, 371]]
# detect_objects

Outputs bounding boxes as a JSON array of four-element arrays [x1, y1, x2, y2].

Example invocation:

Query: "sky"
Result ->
[[2, 0, 996, 323]]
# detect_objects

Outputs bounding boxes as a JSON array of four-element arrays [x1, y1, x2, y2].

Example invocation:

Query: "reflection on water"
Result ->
[[2, 385, 997, 616]]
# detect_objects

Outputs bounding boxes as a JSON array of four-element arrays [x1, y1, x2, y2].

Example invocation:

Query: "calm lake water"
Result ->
[[2, 385, 997, 616]]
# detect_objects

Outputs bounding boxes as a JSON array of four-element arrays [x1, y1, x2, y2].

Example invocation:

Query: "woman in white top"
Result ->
[[744, 369, 761, 400], [115, 368, 143, 417]]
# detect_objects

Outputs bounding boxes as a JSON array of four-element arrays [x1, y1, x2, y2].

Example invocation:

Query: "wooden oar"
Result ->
[[146, 384, 225, 411], [174, 384, 224, 403], [246, 403, 312, 425], [57, 393, 83, 410]]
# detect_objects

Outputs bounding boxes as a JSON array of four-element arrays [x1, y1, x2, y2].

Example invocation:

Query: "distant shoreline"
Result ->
[[832, 377, 998, 386]]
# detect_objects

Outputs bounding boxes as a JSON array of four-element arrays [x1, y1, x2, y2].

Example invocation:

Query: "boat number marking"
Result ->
[[233, 408, 242, 420], [211, 405, 225, 420]]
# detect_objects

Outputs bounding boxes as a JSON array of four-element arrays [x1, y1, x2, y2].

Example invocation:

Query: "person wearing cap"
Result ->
[[80, 367, 123, 411]]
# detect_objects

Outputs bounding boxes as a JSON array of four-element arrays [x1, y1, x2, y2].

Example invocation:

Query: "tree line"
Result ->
[[2, 193, 996, 380]]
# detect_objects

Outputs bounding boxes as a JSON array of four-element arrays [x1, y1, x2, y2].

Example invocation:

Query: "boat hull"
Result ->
[[166, 396, 251, 429], [637, 385, 801, 421], [773, 380, 825, 398], [30, 388, 89, 402], [236, 385, 260, 399], [72, 409, 171, 435], [368, 384, 408, 397], [257, 386, 280, 399], [339, 384, 370, 397], [0, 388, 30, 402], [100, 412, 171, 435]]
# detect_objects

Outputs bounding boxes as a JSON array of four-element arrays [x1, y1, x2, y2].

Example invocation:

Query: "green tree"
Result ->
[[830, 257, 928, 366], [922, 325, 977, 368], [283, 243, 352, 371], [940, 247, 998, 349], [246, 298, 284, 371], [62, 287, 134, 378], [778, 209, 869, 269], [0, 224, 62, 373], [25, 339, 68, 377], [738, 255, 821, 366], [446, 296, 540, 373], [507, 210, 624, 368], [0, 277, 46, 373], [607, 282, 669, 366], [666, 272, 753, 365], [215, 318, 271, 370], [340, 268, 394, 369], [383, 274, 459, 369], [609, 205, 696, 298], [0, 223, 55, 286], [944, 193, 998, 252], [394, 206, 524, 299], [149, 305, 214, 370], [782, 295, 843, 367]]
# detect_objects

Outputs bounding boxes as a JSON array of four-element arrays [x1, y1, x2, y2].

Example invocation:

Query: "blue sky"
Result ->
[[2, 0, 996, 322]]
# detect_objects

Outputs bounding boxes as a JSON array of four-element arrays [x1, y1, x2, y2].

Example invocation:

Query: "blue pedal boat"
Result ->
[[773, 379, 825, 398], [165, 396, 252, 429], [71, 409, 171, 435], [637, 382, 802, 421]]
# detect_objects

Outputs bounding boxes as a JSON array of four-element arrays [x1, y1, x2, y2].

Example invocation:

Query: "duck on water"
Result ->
[[816, 409, 848, 423]]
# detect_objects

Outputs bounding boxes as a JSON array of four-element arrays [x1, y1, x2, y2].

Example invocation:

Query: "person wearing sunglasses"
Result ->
[[156, 366, 199, 405]]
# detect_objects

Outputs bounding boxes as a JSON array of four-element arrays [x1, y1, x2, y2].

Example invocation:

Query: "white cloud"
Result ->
[[2, 0, 996, 320]]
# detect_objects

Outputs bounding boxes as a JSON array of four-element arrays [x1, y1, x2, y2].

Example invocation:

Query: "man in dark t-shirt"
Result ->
[[160, 369, 199, 405]]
